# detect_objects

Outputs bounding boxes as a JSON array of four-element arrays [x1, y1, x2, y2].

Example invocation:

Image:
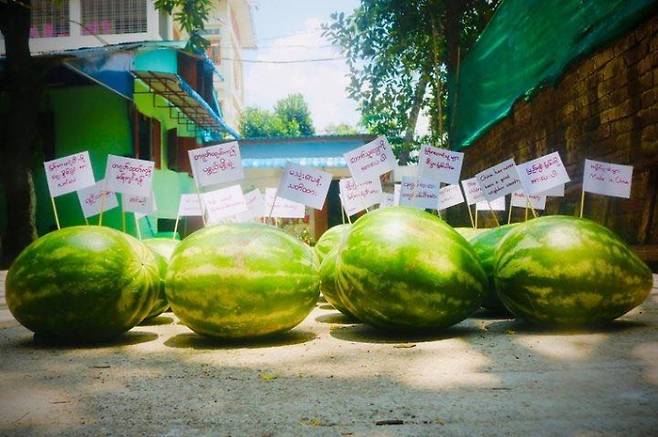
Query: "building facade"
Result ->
[[0, 0, 255, 131]]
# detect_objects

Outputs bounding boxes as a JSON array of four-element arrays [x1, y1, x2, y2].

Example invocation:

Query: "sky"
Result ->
[[243, 0, 362, 133]]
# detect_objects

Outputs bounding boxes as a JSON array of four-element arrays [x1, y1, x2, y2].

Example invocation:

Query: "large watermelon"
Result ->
[[142, 238, 180, 319], [336, 207, 487, 330], [454, 227, 487, 241], [319, 248, 356, 318], [6, 226, 160, 341], [469, 224, 520, 311], [166, 223, 320, 339], [314, 224, 351, 262], [495, 216, 653, 326]]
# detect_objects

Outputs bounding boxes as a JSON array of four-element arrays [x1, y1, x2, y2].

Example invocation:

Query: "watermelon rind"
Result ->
[[335, 207, 487, 330], [314, 224, 352, 263], [6, 226, 160, 341], [142, 238, 179, 319], [319, 248, 357, 319], [166, 223, 320, 339], [494, 215, 654, 326]]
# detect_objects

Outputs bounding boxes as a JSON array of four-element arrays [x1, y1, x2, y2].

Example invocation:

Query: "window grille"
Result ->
[[30, 0, 70, 38], [81, 0, 147, 35]]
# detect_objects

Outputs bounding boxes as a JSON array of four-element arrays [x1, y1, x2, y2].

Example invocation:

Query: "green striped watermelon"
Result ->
[[166, 223, 320, 339], [314, 224, 351, 263], [142, 238, 179, 319], [319, 248, 356, 318], [6, 226, 160, 341], [469, 224, 520, 311], [335, 207, 487, 330], [495, 215, 653, 326], [454, 227, 487, 241]]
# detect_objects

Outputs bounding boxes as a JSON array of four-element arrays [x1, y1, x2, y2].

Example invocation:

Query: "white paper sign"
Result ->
[[510, 190, 547, 210], [203, 185, 248, 223], [339, 177, 382, 216], [188, 142, 244, 188], [44, 151, 95, 197], [518, 152, 571, 195], [399, 176, 440, 210], [123, 192, 157, 215], [582, 159, 633, 199], [539, 184, 565, 197], [231, 189, 267, 222], [265, 188, 305, 219], [475, 159, 524, 202], [104, 155, 154, 196], [476, 197, 506, 211], [379, 192, 395, 208], [177, 194, 204, 217], [276, 163, 332, 210], [344, 136, 397, 183], [76, 179, 118, 218], [461, 178, 485, 205], [418, 145, 464, 184], [438, 184, 465, 211]]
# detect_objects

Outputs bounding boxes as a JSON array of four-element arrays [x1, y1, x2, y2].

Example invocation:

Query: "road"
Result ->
[[1, 272, 657, 436]]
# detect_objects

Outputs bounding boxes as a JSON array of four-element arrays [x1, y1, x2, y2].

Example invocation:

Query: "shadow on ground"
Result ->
[[164, 329, 317, 350]]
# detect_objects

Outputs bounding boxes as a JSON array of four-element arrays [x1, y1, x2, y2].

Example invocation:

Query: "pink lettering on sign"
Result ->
[[44, 151, 96, 197], [344, 136, 397, 183], [277, 163, 332, 210], [188, 142, 244, 188], [582, 159, 633, 199], [517, 152, 570, 195], [105, 155, 155, 197]]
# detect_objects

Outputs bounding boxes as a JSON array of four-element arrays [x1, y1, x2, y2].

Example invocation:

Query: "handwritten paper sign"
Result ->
[[188, 142, 244, 188], [104, 155, 154, 196], [344, 136, 397, 183], [510, 190, 547, 210], [582, 159, 633, 199], [438, 184, 465, 211], [461, 178, 485, 205], [418, 145, 464, 184], [44, 151, 95, 197], [475, 159, 524, 202], [265, 188, 305, 219], [123, 192, 157, 215], [539, 184, 565, 197], [339, 177, 382, 216], [399, 176, 440, 210], [276, 163, 332, 210], [177, 194, 204, 217], [378, 184, 401, 208], [76, 179, 118, 218], [203, 185, 248, 224], [517, 152, 570, 195], [231, 189, 267, 222], [476, 196, 506, 211]]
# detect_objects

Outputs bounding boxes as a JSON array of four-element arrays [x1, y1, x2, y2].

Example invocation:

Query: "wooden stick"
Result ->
[[134, 215, 142, 240], [267, 193, 277, 225], [50, 196, 61, 230], [486, 200, 501, 227], [172, 214, 180, 240], [339, 194, 352, 224], [121, 201, 126, 233], [475, 207, 478, 229], [194, 181, 207, 226], [527, 197, 538, 218], [525, 203, 529, 222], [507, 203, 513, 224], [466, 203, 475, 228], [98, 180, 108, 226], [83, 216, 89, 226], [579, 188, 585, 218]]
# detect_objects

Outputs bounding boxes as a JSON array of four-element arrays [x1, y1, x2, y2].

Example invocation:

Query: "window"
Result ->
[[30, 0, 70, 38], [81, 0, 147, 35]]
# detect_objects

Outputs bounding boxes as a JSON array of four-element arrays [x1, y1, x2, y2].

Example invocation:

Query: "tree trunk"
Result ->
[[398, 74, 428, 165], [443, 0, 465, 149], [0, 0, 40, 267]]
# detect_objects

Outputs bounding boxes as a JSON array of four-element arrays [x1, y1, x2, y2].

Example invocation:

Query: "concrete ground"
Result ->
[[0, 271, 657, 436]]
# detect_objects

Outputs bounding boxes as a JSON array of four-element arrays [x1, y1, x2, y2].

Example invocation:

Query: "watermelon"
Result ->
[[142, 238, 179, 319], [454, 227, 487, 241], [319, 248, 357, 318], [469, 224, 520, 311], [166, 223, 320, 339], [335, 207, 487, 330], [495, 215, 653, 326], [6, 226, 160, 342], [314, 224, 351, 262]]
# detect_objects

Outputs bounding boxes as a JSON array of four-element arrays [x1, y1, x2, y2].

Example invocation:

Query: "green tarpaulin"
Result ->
[[449, 0, 657, 149]]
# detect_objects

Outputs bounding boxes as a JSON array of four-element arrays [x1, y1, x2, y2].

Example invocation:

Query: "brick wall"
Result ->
[[453, 11, 658, 248]]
